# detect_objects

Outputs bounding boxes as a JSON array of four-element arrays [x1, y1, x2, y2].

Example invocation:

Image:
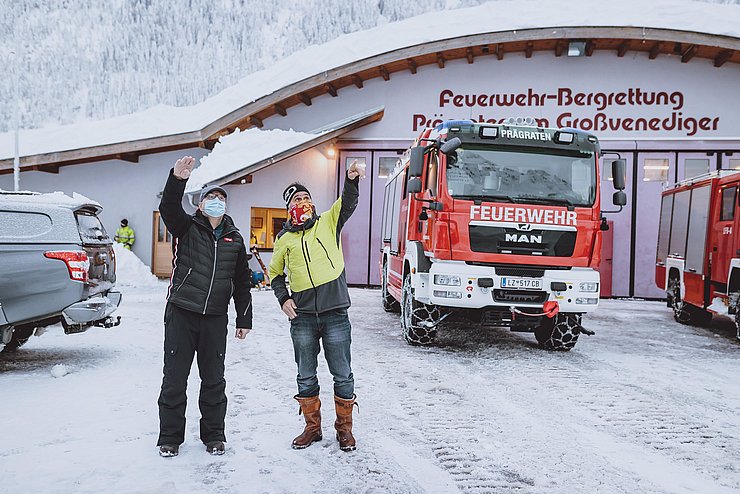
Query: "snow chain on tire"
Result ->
[[535, 313, 581, 351], [401, 273, 440, 346]]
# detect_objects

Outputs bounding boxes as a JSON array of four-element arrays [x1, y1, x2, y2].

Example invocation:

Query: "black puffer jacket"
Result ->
[[159, 169, 252, 328]]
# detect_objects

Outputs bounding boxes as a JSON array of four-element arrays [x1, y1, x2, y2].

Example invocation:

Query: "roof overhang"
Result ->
[[1, 26, 738, 175]]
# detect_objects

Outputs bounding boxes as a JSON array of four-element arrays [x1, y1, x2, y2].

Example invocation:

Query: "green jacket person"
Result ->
[[268, 160, 365, 452], [114, 219, 135, 250]]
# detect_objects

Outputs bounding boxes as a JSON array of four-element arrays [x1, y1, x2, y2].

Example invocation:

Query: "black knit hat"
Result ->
[[282, 183, 311, 208], [121, 219, 128, 226]]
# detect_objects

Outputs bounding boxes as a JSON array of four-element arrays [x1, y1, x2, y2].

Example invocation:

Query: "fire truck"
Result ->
[[656, 170, 740, 337], [379, 119, 626, 350]]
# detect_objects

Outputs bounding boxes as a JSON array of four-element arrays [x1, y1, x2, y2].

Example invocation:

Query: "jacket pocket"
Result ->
[[316, 238, 335, 269], [176, 267, 193, 292]]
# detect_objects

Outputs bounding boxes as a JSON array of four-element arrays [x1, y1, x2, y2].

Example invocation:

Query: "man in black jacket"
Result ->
[[157, 155, 253, 458]]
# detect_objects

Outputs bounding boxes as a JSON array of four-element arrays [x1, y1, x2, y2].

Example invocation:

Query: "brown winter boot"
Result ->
[[292, 395, 322, 449], [334, 394, 358, 452]]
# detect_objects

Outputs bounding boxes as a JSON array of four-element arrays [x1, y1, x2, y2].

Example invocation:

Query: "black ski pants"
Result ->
[[157, 303, 228, 446]]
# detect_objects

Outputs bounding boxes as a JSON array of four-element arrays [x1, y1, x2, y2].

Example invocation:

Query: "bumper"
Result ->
[[62, 291, 122, 325], [416, 262, 600, 312]]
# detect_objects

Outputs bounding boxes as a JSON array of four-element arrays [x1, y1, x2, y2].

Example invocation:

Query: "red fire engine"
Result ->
[[656, 170, 740, 337], [379, 119, 626, 350]]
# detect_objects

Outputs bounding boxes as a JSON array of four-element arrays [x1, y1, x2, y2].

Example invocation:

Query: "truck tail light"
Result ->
[[44, 250, 90, 282]]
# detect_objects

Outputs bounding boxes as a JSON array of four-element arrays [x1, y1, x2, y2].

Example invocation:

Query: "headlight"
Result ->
[[434, 275, 461, 286], [579, 282, 599, 292], [433, 290, 463, 299]]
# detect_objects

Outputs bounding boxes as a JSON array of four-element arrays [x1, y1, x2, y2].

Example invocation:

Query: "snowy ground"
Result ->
[[3, 280, 740, 494]]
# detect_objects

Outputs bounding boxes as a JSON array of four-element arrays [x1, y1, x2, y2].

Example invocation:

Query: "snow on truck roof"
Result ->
[[0, 0, 738, 162], [0, 190, 102, 210]]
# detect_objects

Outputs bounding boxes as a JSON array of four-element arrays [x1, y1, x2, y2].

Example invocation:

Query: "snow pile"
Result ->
[[50, 364, 69, 378], [186, 127, 323, 193], [0, 189, 100, 208], [113, 243, 161, 288]]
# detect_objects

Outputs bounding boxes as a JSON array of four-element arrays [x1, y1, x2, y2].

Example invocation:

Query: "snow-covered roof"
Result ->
[[1, 0, 738, 162], [0, 190, 101, 209], [185, 106, 384, 193]]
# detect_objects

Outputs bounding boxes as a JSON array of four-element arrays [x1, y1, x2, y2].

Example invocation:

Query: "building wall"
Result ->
[[4, 49, 739, 298]]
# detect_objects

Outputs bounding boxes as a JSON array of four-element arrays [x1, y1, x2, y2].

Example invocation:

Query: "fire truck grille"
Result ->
[[494, 266, 545, 278], [469, 225, 576, 257], [493, 289, 549, 304]]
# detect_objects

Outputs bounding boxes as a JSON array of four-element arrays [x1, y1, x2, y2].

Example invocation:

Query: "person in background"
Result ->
[[114, 219, 135, 250], [156, 155, 253, 458], [268, 160, 365, 452]]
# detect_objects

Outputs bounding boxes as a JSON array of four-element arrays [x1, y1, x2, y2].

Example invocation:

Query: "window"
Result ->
[[426, 152, 438, 195], [728, 159, 740, 170], [643, 158, 669, 182], [250, 207, 288, 249], [684, 158, 709, 179], [75, 212, 110, 244], [378, 157, 396, 179], [721, 187, 736, 221], [345, 156, 366, 171]]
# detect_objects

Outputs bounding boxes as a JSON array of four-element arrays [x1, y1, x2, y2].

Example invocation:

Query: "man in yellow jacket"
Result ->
[[268, 160, 365, 452], [114, 219, 135, 250]]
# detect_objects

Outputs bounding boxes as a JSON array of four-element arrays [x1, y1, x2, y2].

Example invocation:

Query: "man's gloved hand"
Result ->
[[174, 156, 195, 180]]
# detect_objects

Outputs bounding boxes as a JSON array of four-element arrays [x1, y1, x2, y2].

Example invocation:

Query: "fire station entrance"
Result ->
[[338, 150, 401, 286]]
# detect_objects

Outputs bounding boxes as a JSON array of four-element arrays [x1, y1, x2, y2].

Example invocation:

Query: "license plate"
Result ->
[[500, 277, 542, 290]]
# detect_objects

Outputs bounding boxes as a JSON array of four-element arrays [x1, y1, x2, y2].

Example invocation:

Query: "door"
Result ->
[[598, 220, 614, 297], [371, 152, 401, 285], [151, 211, 173, 278], [338, 151, 372, 285], [711, 184, 737, 287], [600, 153, 634, 297], [634, 153, 675, 298]]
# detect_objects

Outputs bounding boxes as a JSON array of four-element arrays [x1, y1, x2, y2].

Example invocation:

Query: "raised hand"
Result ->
[[174, 156, 196, 180], [347, 159, 366, 180]]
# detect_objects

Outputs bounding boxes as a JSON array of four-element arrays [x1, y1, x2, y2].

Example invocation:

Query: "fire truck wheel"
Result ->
[[668, 280, 712, 326], [0, 325, 35, 353], [735, 311, 740, 341], [382, 261, 400, 313], [401, 273, 440, 346], [534, 313, 581, 351]]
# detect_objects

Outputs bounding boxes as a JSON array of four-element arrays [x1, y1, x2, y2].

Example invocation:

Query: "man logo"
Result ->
[[516, 223, 533, 231], [506, 233, 543, 243]]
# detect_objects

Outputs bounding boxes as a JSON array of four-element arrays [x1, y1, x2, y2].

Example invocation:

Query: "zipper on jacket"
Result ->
[[316, 238, 335, 270], [300, 230, 319, 315], [176, 267, 193, 292], [203, 239, 218, 314]]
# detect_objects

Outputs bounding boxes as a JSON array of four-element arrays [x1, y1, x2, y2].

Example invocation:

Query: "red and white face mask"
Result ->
[[289, 202, 313, 226]]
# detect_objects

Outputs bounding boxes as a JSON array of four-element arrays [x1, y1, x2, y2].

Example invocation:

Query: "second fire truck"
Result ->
[[656, 170, 740, 338], [380, 119, 626, 350]]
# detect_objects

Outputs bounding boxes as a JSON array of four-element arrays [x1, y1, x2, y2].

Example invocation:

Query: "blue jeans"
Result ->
[[290, 308, 354, 399]]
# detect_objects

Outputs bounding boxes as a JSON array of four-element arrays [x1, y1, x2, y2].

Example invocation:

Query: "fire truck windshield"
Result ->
[[446, 145, 596, 207]]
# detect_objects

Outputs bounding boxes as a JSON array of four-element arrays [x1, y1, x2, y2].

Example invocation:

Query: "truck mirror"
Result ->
[[407, 177, 422, 194], [613, 190, 627, 206], [409, 147, 424, 177], [440, 137, 462, 154], [611, 159, 626, 190]]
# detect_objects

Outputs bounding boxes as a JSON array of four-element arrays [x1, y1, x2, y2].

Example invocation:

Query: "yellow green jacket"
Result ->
[[268, 176, 359, 314], [115, 225, 135, 248]]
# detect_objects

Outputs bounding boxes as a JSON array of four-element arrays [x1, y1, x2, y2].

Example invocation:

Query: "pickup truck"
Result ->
[[0, 191, 121, 353]]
